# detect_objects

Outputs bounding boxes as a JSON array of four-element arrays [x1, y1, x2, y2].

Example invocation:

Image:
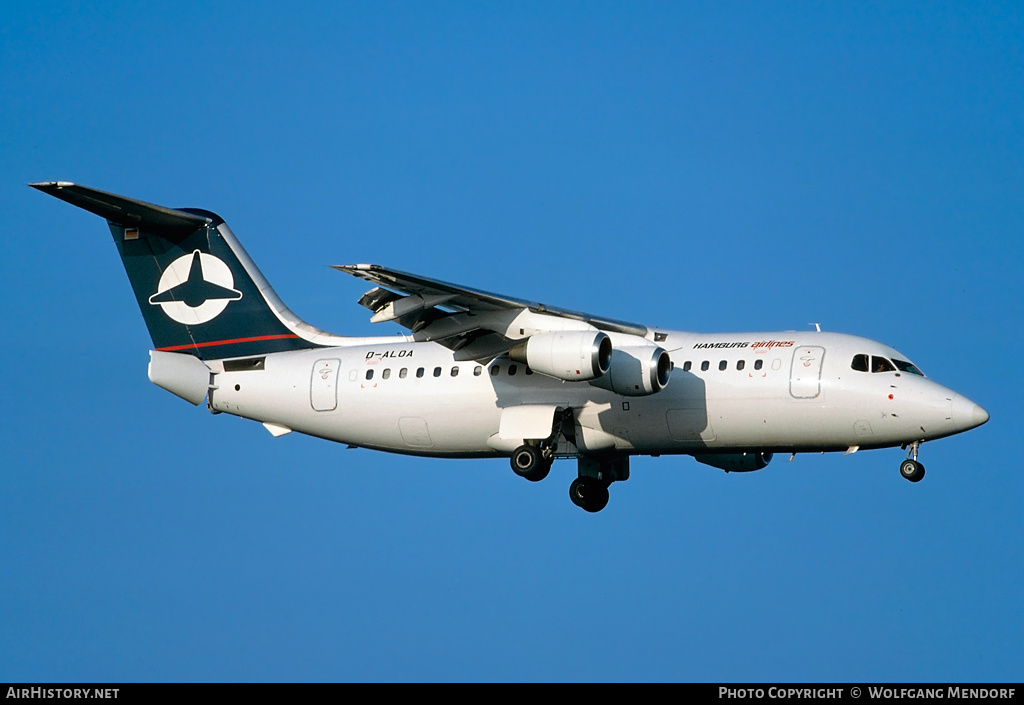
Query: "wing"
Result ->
[[333, 264, 648, 361]]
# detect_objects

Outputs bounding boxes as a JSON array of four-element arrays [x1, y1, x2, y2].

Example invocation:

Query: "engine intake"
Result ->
[[590, 343, 672, 396], [509, 331, 612, 382]]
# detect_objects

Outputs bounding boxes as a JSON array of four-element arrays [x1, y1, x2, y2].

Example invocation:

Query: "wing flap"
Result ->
[[357, 286, 403, 313]]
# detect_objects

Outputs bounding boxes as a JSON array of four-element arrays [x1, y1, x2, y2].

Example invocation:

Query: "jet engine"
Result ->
[[693, 452, 774, 472], [509, 330, 612, 382], [590, 342, 672, 396]]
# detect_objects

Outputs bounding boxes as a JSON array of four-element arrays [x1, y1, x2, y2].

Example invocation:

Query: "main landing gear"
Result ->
[[568, 476, 610, 513], [509, 444, 628, 513], [899, 441, 926, 483], [510, 444, 552, 483]]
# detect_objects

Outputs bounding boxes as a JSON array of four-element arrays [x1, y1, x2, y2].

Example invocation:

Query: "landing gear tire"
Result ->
[[569, 477, 610, 513], [511, 445, 551, 482], [900, 459, 926, 483]]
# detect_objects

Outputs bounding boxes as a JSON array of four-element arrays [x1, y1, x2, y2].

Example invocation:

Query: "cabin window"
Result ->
[[754, 359, 763, 371], [851, 354, 869, 372], [416, 367, 425, 378], [871, 357, 896, 373], [365, 369, 374, 380], [509, 365, 518, 376], [382, 368, 391, 380], [701, 361, 710, 372], [719, 360, 727, 371], [399, 368, 408, 379], [682, 361, 692, 372], [737, 360, 745, 371], [490, 365, 500, 376], [433, 366, 442, 377], [474, 366, 482, 376], [451, 366, 459, 377]]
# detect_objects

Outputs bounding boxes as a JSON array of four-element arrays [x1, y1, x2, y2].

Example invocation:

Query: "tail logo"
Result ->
[[148, 250, 243, 325]]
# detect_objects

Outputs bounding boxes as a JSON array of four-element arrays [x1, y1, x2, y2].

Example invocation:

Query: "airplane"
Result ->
[[32, 181, 990, 512]]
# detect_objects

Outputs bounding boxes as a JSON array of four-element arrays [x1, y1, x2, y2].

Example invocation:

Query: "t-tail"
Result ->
[[31, 181, 341, 360]]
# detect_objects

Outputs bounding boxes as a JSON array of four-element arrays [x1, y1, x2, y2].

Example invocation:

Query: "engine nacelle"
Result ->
[[693, 452, 774, 473], [589, 343, 672, 396], [509, 330, 612, 382]]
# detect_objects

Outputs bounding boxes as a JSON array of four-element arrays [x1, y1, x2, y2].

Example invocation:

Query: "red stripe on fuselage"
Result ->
[[156, 334, 302, 352]]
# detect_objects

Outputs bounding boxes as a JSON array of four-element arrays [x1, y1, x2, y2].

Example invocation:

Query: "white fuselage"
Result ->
[[206, 329, 982, 460]]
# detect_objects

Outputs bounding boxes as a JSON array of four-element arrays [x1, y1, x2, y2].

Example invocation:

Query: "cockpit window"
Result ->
[[892, 359, 924, 376], [871, 356, 896, 373], [853, 353, 920, 375]]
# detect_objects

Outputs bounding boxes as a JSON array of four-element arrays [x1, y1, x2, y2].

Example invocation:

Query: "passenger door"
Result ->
[[311, 358, 341, 411], [790, 346, 825, 399]]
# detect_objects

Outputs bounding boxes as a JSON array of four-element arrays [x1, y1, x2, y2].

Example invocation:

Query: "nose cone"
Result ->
[[951, 394, 989, 432]]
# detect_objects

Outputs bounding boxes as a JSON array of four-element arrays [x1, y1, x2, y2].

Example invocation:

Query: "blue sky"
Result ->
[[2, 1, 1021, 682]]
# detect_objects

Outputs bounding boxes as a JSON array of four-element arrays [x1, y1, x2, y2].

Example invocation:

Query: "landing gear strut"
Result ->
[[900, 441, 926, 483]]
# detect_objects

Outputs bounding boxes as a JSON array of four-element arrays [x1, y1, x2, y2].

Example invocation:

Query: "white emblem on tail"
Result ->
[[148, 250, 242, 324]]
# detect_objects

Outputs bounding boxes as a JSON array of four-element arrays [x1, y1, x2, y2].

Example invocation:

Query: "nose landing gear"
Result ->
[[899, 441, 926, 483]]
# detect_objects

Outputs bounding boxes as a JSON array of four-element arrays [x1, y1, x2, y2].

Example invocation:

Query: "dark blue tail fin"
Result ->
[[32, 182, 331, 359]]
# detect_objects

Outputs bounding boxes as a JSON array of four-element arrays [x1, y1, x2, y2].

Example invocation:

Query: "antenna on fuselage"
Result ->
[[809, 322, 822, 332]]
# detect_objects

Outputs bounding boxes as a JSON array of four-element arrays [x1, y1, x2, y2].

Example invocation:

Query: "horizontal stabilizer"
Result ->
[[30, 181, 211, 233]]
